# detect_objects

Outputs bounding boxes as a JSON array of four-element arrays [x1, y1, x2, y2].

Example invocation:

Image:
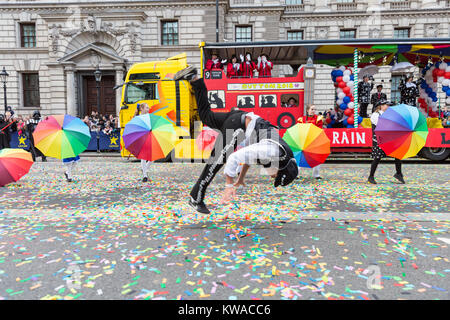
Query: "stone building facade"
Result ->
[[0, 0, 449, 118]]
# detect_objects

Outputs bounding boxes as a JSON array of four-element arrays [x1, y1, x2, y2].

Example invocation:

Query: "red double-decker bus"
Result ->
[[203, 68, 304, 135], [200, 39, 450, 161]]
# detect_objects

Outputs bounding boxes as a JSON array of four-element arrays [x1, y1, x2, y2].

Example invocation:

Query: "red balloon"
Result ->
[[418, 98, 424, 103], [344, 108, 354, 116], [339, 81, 347, 88], [438, 69, 445, 77], [433, 68, 439, 76], [347, 117, 355, 125], [336, 76, 343, 82], [334, 82, 339, 88], [343, 86, 351, 94], [433, 76, 438, 82], [445, 72, 450, 79]]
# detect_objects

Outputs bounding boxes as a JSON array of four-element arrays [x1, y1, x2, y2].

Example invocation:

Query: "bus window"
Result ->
[[125, 82, 158, 104], [281, 94, 299, 108], [208, 90, 225, 109], [237, 95, 255, 108], [260, 95, 277, 108]]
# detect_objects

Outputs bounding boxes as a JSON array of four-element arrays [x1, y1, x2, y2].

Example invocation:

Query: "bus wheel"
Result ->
[[419, 147, 450, 161], [277, 112, 296, 129]]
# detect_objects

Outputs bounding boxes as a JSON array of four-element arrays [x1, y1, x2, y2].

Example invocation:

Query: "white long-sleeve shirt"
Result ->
[[224, 139, 280, 178]]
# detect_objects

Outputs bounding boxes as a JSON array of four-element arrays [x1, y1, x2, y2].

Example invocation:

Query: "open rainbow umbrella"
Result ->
[[375, 104, 428, 160], [0, 148, 33, 187], [195, 127, 219, 152], [123, 113, 176, 161], [33, 115, 90, 159], [282, 123, 331, 168]]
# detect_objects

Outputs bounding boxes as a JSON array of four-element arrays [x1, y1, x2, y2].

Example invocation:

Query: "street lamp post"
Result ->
[[94, 66, 102, 153], [94, 66, 102, 113], [0, 67, 9, 112]]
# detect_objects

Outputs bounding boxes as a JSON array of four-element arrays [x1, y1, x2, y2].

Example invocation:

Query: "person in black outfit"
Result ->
[[399, 75, 419, 107], [26, 110, 47, 162], [371, 85, 387, 113], [173, 66, 298, 214], [358, 75, 374, 118], [368, 100, 405, 184], [0, 114, 11, 150]]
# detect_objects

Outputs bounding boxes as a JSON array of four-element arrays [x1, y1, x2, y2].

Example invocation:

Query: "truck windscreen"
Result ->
[[125, 82, 159, 104]]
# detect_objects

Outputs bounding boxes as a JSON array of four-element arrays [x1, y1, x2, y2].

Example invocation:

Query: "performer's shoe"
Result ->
[[142, 177, 148, 182], [173, 66, 197, 81], [367, 176, 377, 184], [188, 197, 210, 214], [393, 173, 405, 184]]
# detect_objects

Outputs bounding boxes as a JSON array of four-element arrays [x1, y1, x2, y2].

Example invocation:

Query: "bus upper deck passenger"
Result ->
[[257, 54, 273, 78], [206, 51, 225, 71]]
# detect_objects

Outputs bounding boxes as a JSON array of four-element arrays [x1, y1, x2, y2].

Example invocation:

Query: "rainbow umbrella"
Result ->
[[375, 104, 428, 160], [33, 115, 90, 159], [195, 127, 219, 152], [282, 123, 331, 168], [0, 148, 33, 187], [123, 113, 176, 161]]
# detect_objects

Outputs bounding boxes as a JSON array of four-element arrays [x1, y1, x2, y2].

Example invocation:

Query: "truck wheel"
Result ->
[[419, 147, 450, 161], [277, 112, 296, 129]]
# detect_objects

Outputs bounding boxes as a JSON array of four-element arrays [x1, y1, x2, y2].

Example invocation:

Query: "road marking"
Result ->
[[437, 238, 450, 244]]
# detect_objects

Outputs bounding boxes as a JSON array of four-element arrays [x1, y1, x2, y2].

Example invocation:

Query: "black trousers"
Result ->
[[369, 158, 402, 178], [360, 103, 369, 118], [190, 79, 246, 203]]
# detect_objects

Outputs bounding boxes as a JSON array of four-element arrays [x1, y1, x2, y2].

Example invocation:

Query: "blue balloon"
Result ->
[[358, 116, 363, 123], [335, 70, 343, 77], [340, 103, 348, 110], [443, 86, 450, 92], [343, 96, 351, 104], [350, 74, 354, 81], [430, 92, 437, 98], [426, 87, 433, 94], [343, 119, 348, 126], [347, 124, 354, 128], [432, 97, 438, 102], [447, 91, 450, 96], [420, 82, 427, 89]]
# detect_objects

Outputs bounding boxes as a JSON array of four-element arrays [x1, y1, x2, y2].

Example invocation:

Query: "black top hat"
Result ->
[[274, 158, 298, 188]]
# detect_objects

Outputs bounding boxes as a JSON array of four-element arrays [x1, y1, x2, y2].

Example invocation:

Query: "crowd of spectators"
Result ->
[[0, 107, 121, 151], [82, 111, 120, 135]]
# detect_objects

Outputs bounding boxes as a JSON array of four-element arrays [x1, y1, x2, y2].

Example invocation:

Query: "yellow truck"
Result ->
[[118, 53, 209, 161]]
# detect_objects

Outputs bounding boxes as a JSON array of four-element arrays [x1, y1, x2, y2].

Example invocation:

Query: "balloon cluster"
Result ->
[[330, 66, 362, 128], [418, 61, 450, 118]]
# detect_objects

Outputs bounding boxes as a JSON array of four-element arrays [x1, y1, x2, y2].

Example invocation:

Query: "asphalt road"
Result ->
[[0, 158, 448, 300]]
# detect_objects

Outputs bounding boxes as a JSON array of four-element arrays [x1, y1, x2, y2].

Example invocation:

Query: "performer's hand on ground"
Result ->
[[234, 180, 246, 188], [220, 186, 236, 204]]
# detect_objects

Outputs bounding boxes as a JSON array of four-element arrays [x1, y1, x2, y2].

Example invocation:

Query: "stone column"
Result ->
[[64, 64, 76, 116], [114, 64, 124, 119]]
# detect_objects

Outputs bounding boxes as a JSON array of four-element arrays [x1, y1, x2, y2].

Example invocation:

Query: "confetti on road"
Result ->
[[0, 159, 448, 300]]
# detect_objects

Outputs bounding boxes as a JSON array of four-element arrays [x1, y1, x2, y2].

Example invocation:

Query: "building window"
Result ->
[[161, 20, 178, 45], [285, 0, 303, 4], [22, 73, 40, 107], [336, 0, 353, 2], [391, 75, 402, 104], [287, 30, 304, 40], [20, 23, 36, 48], [394, 28, 410, 39], [236, 26, 252, 42], [340, 29, 356, 39]]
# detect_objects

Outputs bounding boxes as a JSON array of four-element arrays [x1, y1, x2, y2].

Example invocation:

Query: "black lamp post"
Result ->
[[94, 66, 102, 153], [0, 67, 9, 112], [94, 66, 102, 113]]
